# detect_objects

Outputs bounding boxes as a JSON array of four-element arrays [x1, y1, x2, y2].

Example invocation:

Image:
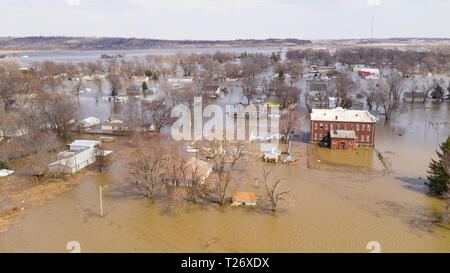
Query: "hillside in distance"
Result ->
[[0, 37, 312, 51]]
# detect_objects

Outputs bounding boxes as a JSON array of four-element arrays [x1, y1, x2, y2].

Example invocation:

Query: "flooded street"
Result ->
[[0, 102, 449, 252]]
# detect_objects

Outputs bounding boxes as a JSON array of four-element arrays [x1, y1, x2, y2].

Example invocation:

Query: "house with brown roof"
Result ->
[[231, 192, 257, 206], [163, 157, 212, 187]]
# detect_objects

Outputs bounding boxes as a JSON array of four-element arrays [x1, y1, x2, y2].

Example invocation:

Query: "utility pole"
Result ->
[[371, 16, 374, 39], [99, 185, 108, 217]]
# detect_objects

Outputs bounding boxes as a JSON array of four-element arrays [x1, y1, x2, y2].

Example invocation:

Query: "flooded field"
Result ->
[[0, 102, 449, 252], [12, 47, 293, 66]]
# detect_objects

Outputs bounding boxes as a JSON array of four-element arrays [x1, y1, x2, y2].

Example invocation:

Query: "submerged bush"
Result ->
[[0, 160, 11, 170]]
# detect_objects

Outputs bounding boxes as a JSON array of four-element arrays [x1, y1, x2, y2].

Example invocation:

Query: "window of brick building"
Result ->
[[367, 124, 371, 131], [356, 124, 360, 131], [314, 133, 317, 140], [362, 124, 365, 131], [366, 135, 370, 142]]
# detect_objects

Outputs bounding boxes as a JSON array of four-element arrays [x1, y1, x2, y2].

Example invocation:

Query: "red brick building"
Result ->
[[310, 107, 376, 150], [330, 130, 356, 150]]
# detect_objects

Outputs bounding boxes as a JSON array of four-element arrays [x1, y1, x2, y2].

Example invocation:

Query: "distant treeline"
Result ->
[[326, 37, 450, 44], [0, 37, 311, 51]]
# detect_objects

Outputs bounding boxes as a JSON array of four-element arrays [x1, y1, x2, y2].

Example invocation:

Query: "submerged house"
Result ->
[[310, 107, 377, 150], [163, 157, 212, 187], [403, 91, 426, 102], [202, 85, 221, 99], [227, 103, 266, 118], [231, 192, 257, 206], [48, 140, 112, 174], [81, 117, 101, 128], [101, 120, 155, 135]]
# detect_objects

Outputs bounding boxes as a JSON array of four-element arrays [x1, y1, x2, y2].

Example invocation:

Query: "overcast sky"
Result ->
[[1, 0, 449, 40]]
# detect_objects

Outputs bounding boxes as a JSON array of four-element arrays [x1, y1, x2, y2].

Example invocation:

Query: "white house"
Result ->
[[48, 140, 111, 174], [168, 77, 194, 83], [81, 117, 101, 128], [163, 157, 212, 187], [101, 121, 155, 134], [69, 140, 100, 151], [102, 96, 129, 103]]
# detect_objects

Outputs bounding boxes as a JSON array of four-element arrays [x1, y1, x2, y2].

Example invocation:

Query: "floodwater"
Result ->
[[13, 47, 292, 66], [1, 48, 449, 252], [0, 102, 449, 253]]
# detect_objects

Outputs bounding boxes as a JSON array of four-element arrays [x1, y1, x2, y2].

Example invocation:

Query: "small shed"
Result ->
[[232, 192, 257, 206]]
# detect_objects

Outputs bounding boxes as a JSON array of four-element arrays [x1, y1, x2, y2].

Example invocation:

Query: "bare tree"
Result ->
[[330, 71, 357, 108], [128, 138, 169, 198], [172, 86, 196, 109], [185, 156, 203, 204], [144, 103, 172, 132], [280, 109, 300, 143], [164, 145, 188, 204], [107, 73, 122, 96], [209, 140, 243, 206], [408, 78, 419, 104], [240, 54, 269, 79], [261, 167, 289, 212], [362, 80, 380, 111], [35, 93, 79, 139], [272, 81, 301, 109], [378, 81, 397, 122], [223, 62, 241, 79], [178, 54, 196, 77], [304, 92, 313, 113], [261, 78, 272, 98], [72, 79, 84, 96], [93, 76, 103, 93], [241, 77, 257, 104], [422, 77, 436, 103], [94, 147, 110, 172], [121, 98, 143, 133], [43, 76, 63, 93], [386, 70, 404, 103]]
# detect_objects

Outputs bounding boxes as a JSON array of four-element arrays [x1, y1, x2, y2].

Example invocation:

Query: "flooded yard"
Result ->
[[0, 102, 449, 252]]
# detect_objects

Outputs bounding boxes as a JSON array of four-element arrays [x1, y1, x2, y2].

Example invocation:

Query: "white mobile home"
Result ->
[[69, 140, 100, 151], [48, 140, 111, 174]]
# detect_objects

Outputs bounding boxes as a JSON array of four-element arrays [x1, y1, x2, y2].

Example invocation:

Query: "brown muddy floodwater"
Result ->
[[0, 103, 449, 252]]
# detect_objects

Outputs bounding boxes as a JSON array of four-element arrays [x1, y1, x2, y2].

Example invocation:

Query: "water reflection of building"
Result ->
[[310, 107, 377, 150]]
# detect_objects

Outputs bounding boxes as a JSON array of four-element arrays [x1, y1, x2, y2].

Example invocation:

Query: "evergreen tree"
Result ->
[[427, 137, 450, 195], [142, 81, 148, 91], [277, 70, 285, 81], [144, 70, 152, 77]]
